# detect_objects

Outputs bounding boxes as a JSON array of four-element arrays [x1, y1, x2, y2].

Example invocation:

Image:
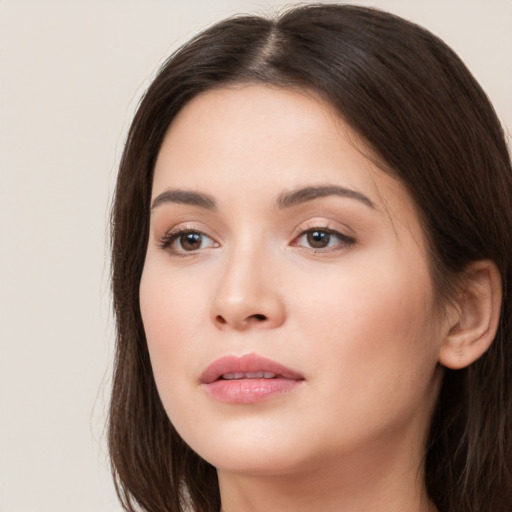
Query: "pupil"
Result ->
[[307, 230, 330, 248], [181, 232, 201, 250]]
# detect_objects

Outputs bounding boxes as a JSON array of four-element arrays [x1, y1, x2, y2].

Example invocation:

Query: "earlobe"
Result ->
[[438, 260, 502, 370]]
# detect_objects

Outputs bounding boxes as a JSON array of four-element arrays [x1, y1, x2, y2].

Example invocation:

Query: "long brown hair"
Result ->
[[109, 4, 512, 511]]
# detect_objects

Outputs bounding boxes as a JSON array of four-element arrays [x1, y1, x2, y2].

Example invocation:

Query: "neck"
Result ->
[[218, 431, 437, 512]]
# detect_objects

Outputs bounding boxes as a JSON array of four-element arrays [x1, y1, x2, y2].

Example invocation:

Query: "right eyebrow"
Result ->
[[151, 189, 216, 211]]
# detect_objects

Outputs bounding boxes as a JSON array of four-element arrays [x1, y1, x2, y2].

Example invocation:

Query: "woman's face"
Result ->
[[140, 85, 446, 477]]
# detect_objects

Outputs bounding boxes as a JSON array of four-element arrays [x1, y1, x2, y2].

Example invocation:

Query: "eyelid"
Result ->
[[290, 220, 356, 252], [290, 218, 354, 240], [157, 222, 220, 255]]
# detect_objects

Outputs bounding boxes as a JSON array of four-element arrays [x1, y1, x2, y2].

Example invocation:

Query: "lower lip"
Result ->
[[204, 378, 302, 404]]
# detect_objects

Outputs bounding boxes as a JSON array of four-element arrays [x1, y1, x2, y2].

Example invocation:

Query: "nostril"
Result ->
[[213, 312, 270, 328]]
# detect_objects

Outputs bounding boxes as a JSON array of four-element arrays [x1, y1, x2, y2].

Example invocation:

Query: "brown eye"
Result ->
[[179, 232, 203, 251], [292, 227, 355, 252], [306, 230, 331, 249], [160, 229, 218, 255], [306, 230, 331, 248]]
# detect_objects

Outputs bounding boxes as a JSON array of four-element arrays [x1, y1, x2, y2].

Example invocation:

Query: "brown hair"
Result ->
[[109, 4, 512, 511]]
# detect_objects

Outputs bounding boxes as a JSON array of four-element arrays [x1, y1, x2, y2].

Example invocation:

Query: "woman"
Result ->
[[109, 4, 512, 512]]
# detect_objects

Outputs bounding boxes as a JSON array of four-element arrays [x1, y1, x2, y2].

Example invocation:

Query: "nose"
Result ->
[[210, 246, 286, 331]]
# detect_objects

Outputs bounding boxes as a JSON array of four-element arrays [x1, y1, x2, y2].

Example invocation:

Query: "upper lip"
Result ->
[[200, 353, 304, 384]]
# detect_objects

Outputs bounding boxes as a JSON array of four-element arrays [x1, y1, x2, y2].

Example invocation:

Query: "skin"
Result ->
[[140, 85, 448, 512]]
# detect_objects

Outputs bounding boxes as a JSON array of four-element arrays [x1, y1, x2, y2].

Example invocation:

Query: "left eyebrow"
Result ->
[[276, 185, 376, 209]]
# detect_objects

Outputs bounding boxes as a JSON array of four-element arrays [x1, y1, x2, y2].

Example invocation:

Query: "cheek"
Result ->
[[292, 250, 442, 409], [140, 258, 209, 338], [139, 265, 205, 398], [296, 250, 437, 339]]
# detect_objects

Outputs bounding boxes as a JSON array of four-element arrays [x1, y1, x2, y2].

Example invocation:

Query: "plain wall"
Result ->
[[0, 1, 510, 511]]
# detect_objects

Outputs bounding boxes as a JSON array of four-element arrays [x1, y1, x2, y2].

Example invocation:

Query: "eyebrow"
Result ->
[[276, 185, 375, 209], [150, 184, 375, 212], [151, 189, 216, 210]]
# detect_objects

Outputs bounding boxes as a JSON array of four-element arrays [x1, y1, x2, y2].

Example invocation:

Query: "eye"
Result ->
[[159, 229, 218, 255], [292, 228, 355, 251]]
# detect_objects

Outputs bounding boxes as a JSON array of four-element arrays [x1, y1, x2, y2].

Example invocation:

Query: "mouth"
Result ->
[[221, 371, 278, 380], [200, 353, 305, 404], [200, 353, 304, 384]]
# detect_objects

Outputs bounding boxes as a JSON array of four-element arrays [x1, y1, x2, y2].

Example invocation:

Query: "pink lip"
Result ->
[[200, 353, 305, 404]]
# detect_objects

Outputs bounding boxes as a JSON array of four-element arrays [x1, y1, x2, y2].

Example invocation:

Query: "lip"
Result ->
[[200, 353, 305, 404]]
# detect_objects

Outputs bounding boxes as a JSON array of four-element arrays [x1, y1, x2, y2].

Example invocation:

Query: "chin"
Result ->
[[178, 417, 313, 476], [207, 446, 309, 477]]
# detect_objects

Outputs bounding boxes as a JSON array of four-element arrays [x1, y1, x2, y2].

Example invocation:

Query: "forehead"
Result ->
[[157, 86, 369, 188], [152, 84, 418, 228]]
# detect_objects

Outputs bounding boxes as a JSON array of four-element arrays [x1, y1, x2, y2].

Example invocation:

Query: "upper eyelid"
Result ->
[[156, 221, 217, 239], [291, 218, 354, 238]]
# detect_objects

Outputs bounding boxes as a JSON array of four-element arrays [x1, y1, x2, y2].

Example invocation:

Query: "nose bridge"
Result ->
[[211, 235, 285, 330]]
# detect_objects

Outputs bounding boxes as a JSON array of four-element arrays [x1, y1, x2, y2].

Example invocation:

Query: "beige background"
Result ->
[[0, 1, 510, 511]]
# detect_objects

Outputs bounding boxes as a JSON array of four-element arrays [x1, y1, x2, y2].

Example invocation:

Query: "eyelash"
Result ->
[[158, 226, 218, 256], [290, 226, 356, 253], [158, 225, 356, 256]]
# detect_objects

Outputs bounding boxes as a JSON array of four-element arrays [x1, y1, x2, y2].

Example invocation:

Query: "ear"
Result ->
[[438, 260, 502, 370]]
